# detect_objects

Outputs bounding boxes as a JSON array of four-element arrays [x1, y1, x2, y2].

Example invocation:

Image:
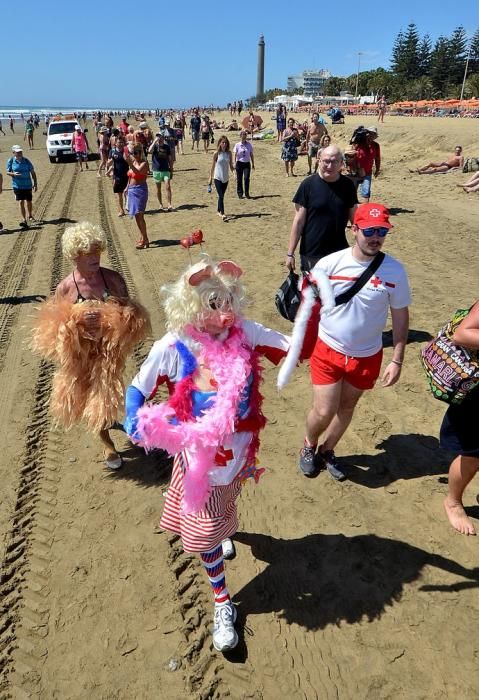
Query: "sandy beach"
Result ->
[[1, 112, 478, 699]]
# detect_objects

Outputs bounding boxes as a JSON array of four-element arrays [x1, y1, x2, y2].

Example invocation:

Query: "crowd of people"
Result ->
[[2, 105, 478, 657]]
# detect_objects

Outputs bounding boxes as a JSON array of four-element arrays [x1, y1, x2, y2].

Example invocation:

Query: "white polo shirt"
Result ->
[[313, 247, 411, 357]]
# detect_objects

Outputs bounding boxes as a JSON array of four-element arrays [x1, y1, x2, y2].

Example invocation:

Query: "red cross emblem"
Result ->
[[369, 208, 381, 218], [214, 446, 234, 466], [370, 276, 382, 288]]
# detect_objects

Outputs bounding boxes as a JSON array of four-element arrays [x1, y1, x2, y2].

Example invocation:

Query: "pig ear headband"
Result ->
[[187, 260, 243, 287]]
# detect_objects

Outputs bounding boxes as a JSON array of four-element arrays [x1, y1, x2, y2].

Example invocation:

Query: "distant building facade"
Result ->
[[287, 69, 331, 97]]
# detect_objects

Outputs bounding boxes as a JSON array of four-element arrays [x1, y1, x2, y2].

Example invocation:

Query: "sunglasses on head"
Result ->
[[361, 227, 389, 237]]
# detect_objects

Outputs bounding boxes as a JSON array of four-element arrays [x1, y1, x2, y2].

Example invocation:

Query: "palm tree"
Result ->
[[465, 73, 479, 98], [410, 76, 434, 100]]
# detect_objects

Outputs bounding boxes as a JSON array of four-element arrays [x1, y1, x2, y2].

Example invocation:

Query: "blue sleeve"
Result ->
[[124, 385, 146, 439]]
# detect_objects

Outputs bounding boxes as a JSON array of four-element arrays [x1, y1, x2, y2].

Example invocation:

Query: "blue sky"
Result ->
[[1, 1, 477, 108]]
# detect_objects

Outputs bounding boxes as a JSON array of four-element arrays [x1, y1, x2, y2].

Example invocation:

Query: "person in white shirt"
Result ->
[[299, 203, 411, 480]]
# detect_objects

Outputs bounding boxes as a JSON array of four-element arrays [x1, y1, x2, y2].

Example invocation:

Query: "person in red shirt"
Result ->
[[118, 116, 129, 136], [355, 128, 381, 203]]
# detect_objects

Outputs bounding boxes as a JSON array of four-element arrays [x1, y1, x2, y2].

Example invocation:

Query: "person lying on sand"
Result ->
[[410, 146, 463, 174], [225, 120, 240, 131], [457, 170, 479, 192]]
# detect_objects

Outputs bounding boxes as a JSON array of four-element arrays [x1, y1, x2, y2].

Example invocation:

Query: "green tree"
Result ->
[[465, 73, 479, 97], [448, 26, 468, 85], [391, 23, 421, 80], [429, 36, 451, 95], [323, 76, 347, 95], [390, 30, 406, 74], [409, 76, 434, 100], [470, 30, 479, 74], [418, 35, 432, 75]]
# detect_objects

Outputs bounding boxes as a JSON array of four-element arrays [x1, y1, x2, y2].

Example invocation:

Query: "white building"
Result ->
[[287, 70, 331, 97]]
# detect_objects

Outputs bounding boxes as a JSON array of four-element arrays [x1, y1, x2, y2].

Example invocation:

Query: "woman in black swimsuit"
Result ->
[[32, 221, 150, 470]]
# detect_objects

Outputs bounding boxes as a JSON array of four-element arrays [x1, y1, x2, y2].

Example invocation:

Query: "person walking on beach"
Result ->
[[276, 104, 287, 142], [9, 117, 14, 134], [24, 119, 35, 149], [233, 131, 254, 199], [296, 203, 411, 479], [281, 119, 300, 178], [286, 145, 357, 272], [6, 145, 37, 229], [201, 115, 213, 154], [149, 132, 173, 211], [190, 109, 201, 151], [107, 134, 128, 216], [125, 144, 149, 249], [72, 125, 90, 172], [0, 120, 5, 136], [355, 128, 381, 203], [97, 127, 110, 177], [123, 257, 290, 653], [208, 136, 234, 222], [439, 301, 479, 535], [306, 113, 328, 175]]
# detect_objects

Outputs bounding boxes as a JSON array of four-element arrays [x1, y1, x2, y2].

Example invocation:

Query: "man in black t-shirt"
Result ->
[[286, 146, 358, 271], [190, 109, 201, 151], [107, 134, 129, 216], [148, 133, 173, 210]]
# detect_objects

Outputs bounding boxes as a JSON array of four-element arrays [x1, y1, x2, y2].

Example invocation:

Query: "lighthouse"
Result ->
[[256, 34, 265, 98]]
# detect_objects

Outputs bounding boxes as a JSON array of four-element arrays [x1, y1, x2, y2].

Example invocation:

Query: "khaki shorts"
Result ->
[[308, 142, 320, 158]]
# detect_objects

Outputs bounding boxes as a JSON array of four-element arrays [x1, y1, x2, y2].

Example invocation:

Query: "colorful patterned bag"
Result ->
[[421, 306, 479, 404]]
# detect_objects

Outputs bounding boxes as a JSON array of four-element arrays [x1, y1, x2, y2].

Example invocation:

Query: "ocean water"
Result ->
[[0, 106, 155, 120]]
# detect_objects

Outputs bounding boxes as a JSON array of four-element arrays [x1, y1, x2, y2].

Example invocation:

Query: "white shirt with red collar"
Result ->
[[313, 247, 411, 357]]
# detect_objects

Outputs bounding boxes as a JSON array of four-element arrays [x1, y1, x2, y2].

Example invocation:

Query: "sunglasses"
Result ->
[[361, 227, 389, 237]]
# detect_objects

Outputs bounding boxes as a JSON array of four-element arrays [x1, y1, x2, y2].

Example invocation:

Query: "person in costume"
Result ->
[[31, 221, 150, 469], [123, 257, 296, 652]]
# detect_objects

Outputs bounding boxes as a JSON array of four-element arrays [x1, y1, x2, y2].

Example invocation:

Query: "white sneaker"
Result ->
[[221, 538, 236, 560], [212, 602, 238, 652]]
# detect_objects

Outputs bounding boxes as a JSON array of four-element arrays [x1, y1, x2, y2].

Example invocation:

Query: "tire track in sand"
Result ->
[[0, 164, 67, 376], [0, 166, 78, 699], [99, 178, 217, 696]]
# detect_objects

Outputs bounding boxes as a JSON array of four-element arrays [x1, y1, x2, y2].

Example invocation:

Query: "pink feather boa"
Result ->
[[137, 323, 252, 514]]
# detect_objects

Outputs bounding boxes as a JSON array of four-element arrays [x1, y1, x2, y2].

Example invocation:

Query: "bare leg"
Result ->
[[155, 182, 163, 209], [165, 180, 172, 209], [305, 381, 343, 446], [19, 200, 26, 222], [444, 455, 479, 535], [99, 428, 118, 459], [135, 213, 148, 246], [117, 192, 125, 215], [27, 200, 33, 219], [321, 381, 364, 452]]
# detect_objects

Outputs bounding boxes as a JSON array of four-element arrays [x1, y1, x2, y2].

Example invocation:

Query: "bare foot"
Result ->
[[444, 497, 476, 535]]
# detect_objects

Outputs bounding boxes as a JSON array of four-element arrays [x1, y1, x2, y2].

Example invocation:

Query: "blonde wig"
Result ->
[[62, 221, 107, 260], [162, 256, 246, 333]]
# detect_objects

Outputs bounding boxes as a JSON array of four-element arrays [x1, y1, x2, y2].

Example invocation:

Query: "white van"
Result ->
[[44, 119, 87, 162]]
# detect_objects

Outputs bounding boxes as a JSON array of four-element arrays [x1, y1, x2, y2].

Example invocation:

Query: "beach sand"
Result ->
[[0, 112, 478, 699]]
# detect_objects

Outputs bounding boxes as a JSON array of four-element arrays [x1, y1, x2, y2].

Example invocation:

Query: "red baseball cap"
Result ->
[[354, 203, 393, 230]]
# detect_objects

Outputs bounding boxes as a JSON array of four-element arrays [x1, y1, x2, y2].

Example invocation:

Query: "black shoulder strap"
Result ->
[[335, 252, 385, 306]]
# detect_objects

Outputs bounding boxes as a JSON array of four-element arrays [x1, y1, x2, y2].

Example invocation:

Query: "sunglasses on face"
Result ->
[[361, 227, 389, 237]]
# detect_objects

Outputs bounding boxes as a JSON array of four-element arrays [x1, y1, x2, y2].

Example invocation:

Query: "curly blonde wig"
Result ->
[[162, 256, 246, 333], [62, 221, 107, 260]]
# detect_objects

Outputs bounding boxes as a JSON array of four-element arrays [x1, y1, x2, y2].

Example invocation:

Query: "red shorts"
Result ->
[[310, 338, 383, 390]]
